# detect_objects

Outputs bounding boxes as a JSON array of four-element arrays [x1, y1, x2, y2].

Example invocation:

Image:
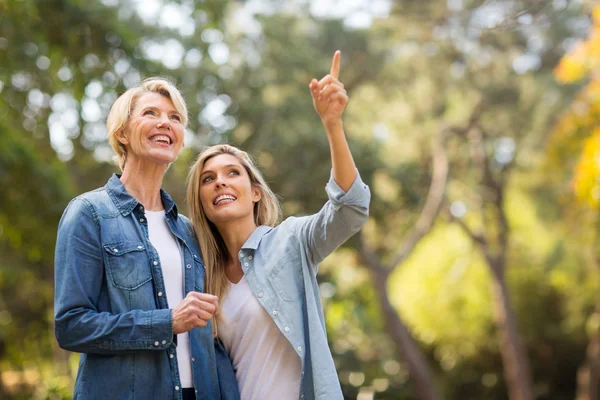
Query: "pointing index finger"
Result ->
[[330, 50, 341, 79]]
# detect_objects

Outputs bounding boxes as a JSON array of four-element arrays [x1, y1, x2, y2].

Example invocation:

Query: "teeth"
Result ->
[[214, 195, 236, 205], [152, 135, 171, 144]]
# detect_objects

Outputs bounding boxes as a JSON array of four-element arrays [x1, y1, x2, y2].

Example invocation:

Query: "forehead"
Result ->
[[202, 154, 244, 172], [133, 92, 176, 112]]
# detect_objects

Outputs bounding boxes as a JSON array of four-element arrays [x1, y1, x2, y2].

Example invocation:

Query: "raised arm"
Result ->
[[309, 50, 356, 191]]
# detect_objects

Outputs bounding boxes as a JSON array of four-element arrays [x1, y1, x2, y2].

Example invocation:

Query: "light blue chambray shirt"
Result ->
[[232, 171, 370, 400]]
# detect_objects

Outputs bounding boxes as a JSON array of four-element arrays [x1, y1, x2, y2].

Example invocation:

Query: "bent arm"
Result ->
[[54, 198, 173, 354]]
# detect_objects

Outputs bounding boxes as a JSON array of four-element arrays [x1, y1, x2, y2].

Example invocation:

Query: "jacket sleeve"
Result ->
[[288, 170, 370, 267], [54, 197, 173, 354], [214, 338, 241, 400]]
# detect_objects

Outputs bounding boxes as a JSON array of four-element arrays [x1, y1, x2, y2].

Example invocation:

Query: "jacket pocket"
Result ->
[[103, 241, 152, 290]]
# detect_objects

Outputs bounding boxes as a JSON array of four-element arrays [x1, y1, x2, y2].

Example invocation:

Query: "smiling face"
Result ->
[[198, 153, 262, 227], [118, 92, 185, 168]]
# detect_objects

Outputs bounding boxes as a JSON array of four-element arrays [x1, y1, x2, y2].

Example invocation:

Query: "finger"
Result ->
[[309, 79, 320, 99], [317, 75, 342, 90], [319, 83, 345, 99], [196, 309, 213, 322], [198, 301, 217, 316], [193, 292, 219, 307], [329, 92, 349, 105], [330, 50, 341, 79]]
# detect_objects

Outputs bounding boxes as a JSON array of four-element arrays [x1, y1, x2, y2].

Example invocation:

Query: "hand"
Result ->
[[309, 50, 348, 129], [172, 292, 219, 334]]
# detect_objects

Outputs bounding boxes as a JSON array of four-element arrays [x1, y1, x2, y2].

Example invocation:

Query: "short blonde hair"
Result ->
[[186, 144, 281, 335], [106, 77, 188, 171]]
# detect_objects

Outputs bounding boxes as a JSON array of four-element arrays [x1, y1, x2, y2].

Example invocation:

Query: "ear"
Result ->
[[252, 186, 262, 203], [116, 130, 129, 145]]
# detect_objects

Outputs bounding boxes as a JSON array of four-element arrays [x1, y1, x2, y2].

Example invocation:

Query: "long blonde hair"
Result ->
[[186, 144, 281, 335], [106, 77, 188, 171]]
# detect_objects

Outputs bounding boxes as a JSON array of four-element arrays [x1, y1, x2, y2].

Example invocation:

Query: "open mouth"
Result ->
[[150, 135, 172, 145], [213, 194, 237, 205]]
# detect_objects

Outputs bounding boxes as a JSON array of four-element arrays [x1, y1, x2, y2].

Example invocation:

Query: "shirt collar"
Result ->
[[105, 173, 178, 218], [241, 225, 273, 250]]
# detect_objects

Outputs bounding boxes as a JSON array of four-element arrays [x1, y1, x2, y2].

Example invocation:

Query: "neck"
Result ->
[[119, 160, 167, 211], [216, 217, 258, 269]]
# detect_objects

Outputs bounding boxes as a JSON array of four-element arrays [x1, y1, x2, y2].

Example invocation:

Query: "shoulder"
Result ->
[[58, 187, 107, 231]]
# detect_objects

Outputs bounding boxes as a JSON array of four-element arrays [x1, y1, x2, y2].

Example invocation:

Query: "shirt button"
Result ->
[[169, 354, 174, 359], [154, 341, 159, 346], [285, 327, 289, 332], [158, 292, 163, 297], [137, 246, 143, 249], [302, 370, 304, 375], [297, 346, 302, 352], [248, 255, 252, 259], [258, 292, 264, 298], [140, 218, 144, 222], [186, 264, 192, 269], [193, 254, 198, 259], [113, 248, 118, 252], [175, 386, 180, 391], [272, 310, 277, 316], [244, 262, 249, 266], [162, 340, 167, 345], [191, 357, 195, 362], [153, 261, 158, 266]]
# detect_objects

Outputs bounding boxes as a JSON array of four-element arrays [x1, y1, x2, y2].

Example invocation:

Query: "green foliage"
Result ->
[[0, 0, 596, 399]]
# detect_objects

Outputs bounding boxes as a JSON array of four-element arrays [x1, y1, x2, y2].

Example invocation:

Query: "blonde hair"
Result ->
[[106, 77, 188, 171], [186, 144, 281, 335]]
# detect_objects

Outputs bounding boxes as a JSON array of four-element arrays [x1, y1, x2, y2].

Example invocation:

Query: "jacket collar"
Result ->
[[105, 174, 178, 218], [241, 225, 273, 250]]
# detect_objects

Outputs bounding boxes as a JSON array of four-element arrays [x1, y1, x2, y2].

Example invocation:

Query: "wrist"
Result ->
[[322, 118, 343, 133]]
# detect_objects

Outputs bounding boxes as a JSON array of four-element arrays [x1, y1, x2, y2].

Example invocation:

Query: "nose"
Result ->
[[215, 175, 227, 188], [156, 113, 172, 130]]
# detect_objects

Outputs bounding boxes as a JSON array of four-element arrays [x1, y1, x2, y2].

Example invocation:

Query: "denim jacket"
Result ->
[[54, 174, 239, 400], [234, 172, 370, 400]]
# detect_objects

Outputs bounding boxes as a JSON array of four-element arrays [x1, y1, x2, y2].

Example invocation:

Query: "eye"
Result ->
[[170, 114, 182, 122], [142, 109, 156, 116], [201, 176, 214, 184], [229, 169, 240, 176]]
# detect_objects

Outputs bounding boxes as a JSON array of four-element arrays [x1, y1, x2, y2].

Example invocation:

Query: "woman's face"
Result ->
[[120, 92, 185, 167], [198, 154, 261, 226]]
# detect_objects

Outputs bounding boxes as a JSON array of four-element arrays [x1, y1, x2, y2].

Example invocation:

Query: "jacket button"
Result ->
[[186, 264, 191, 269], [258, 292, 264, 298], [158, 292, 163, 297]]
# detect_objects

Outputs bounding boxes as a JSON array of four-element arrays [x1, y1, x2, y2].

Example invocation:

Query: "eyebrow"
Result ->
[[141, 105, 181, 117], [200, 164, 242, 177]]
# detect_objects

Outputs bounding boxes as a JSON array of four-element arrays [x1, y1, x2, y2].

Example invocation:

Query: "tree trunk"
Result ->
[[489, 266, 534, 400], [370, 265, 440, 400], [576, 311, 600, 400]]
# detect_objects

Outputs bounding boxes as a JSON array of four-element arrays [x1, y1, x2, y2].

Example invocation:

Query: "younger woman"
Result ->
[[186, 51, 370, 400]]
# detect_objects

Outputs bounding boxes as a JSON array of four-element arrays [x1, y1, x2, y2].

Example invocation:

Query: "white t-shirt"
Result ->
[[218, 275, 302, 400], [146, 210, 193, 388]]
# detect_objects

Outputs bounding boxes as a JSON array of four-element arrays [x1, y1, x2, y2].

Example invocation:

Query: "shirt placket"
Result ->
[[239, 248, 306, 393], [134, 204, 183, 398]]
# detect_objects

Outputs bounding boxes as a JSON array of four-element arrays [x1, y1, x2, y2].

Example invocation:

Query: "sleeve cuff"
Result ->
[[325, 169, 371, 206], [150, 309, 174, 349]]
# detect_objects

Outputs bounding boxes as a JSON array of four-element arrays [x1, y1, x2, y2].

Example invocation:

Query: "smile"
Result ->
[[150, 135, 172, 145], [213, 194, 237, 205]]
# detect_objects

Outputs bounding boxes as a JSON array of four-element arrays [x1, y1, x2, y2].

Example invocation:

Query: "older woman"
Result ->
[[186, 51, 370, 400], [54, 78, 238, 400]]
